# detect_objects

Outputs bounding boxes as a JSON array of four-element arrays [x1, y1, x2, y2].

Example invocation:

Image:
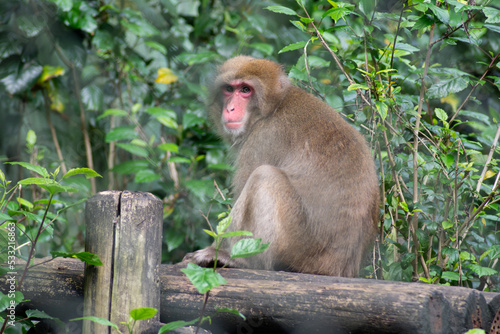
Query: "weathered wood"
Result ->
[[160, 265, 488, 334], [83, 190, 163, 334], [5, 257, 85, 333], [2, 258, 498, 333], [489, 294, 500, 334]]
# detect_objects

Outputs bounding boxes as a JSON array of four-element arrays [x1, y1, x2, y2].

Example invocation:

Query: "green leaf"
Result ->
[[460, 110, 490, 124], [120, 13, 159, 37], [130, 307, 158, 321], [290, 20, 306, 32], [145, 41, 167, 54], [428, 3, 449, 24], [203, 229, 217, 238], [1, 63, 43, 95], [105, 126, 138, 142], [441, 271, 460, 281], [147, 107, 178, 129], [375, 101, 388, 121], [216, 308, 246, 320], [399, 202, 409, 212], [42, 183, 78, 194], [157, 143, 179, 153], [208, 163, 233, 171], [48, 0, 73, 11], [165, 229, 184, 252], [159, 319, 200, 333], [181, 263, 227, 294], [265, 6, 297, 16], [168, 157, 191, 164], [81, 84, 103, 111], [427, 76, 469, 99], [0, 212, 14, 222], [279, 41, 308, 53], [442, 220, 454, 229], [413, 14, 435, 31], [182, 113, 205, 129], [250, 43, 275, 55], [134, 169, 161, 183], [51, 251, 103, 266], [184, 179, 213, 200], [26, 130, 37, 147], [97, 109, 128, 120], [156, 117, 178, 129], [220, 230, 253, 239], [230, 238, 269, 259], [463, 329, 486, 334], [16, 15, 45, 38], [70, 316, 119, 330], [443, 154, 455, 168], [17, 197, 33, 210], [18, 177, 56, 186], [6, 162, 49, 178], [64, 2, 98, 33], [112, 160, 149, 174], [347, 83, 370, 91], [25, 309, 54, 319], [116, 143, 149, 158], [63, 168, 102, 179], [484, 245, 500, 260], [434, 108, 448, 122], [177, 52, 220, 65], [483, 7, 500, 24], [466, 264, 498, 278], [484, 24, 500, 34], [323, 6, 356, 22], [216, 216, 232, 234], [359, 0, 375, 17]]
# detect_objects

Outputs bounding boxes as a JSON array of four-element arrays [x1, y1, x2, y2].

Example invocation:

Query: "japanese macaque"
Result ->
[[183, 56, 379, 277]]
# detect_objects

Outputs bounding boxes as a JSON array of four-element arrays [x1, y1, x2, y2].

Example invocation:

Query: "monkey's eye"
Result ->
[[223, 85, 234, 93], [240, 86, 251, 94]]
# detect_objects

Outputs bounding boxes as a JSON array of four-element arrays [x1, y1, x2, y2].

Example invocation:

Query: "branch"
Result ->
[[475, 123, 500, 193], [449, 50, 500, 125], [410, 23, 436, 280]]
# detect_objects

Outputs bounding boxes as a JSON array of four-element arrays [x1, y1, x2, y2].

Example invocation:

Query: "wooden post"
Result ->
[[83, 190, 163, 334]]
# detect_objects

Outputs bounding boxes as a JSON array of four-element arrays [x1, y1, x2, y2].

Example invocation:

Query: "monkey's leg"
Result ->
[[226, 164, 307, 271], [183, 164, 306, 271]]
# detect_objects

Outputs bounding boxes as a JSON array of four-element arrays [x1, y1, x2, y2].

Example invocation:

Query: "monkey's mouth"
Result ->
[[225, 121, 243, 130]]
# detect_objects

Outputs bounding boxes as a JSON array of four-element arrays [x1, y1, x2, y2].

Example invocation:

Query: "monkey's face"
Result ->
[[221, 79, 254, 136]]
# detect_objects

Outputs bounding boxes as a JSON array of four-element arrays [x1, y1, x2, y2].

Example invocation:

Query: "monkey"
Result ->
[[183, 56, 379, 277]]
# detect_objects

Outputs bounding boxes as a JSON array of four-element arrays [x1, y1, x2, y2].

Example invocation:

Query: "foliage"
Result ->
[[72, 307, 158, 334], [0, 0, 499, 331], [177, 212, 263, 332], [266, 0, 500, 290], [0, 158, 101, 332]]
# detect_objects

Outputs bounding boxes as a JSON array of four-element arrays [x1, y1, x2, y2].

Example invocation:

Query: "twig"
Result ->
[[195, 291, 210, 334], [17, 194, 54, 291], [43, 93, 68, 174], [448, 50, 500, 125], [475, 123, 500, 193], [51, 42, 96, 194]]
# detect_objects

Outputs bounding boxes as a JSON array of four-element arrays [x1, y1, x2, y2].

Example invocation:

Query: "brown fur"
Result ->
[[184, 56, 379, 277]]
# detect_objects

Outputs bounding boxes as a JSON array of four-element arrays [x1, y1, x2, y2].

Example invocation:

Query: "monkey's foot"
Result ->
[[181, 247, 233, 268]]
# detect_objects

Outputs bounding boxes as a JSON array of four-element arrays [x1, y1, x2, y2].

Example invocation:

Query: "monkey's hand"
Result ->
[[181, 247, 234, 268]]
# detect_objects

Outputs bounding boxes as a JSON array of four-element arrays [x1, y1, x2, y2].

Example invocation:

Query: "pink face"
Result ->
[[222, 80, 253, 132]]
